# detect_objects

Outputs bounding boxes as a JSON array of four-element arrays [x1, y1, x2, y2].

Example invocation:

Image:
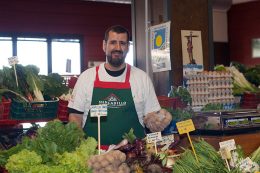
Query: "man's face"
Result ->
[[103, 31, 129, 67]]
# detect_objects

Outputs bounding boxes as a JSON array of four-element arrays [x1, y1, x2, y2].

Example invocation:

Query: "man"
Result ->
[[68, 25, 171, 145]]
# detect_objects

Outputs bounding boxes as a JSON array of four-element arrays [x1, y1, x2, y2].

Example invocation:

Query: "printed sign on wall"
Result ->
[[150, 21, 171, 72]]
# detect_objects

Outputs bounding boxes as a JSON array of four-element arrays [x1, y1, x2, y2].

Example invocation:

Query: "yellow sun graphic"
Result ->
[[155, 35, 163, 47]]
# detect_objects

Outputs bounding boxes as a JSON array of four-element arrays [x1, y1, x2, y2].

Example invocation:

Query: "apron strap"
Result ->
[[94, 64, 131, 89]]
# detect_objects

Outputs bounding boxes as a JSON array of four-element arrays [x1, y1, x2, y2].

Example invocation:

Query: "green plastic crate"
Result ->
[[10, 99, 58, 120]]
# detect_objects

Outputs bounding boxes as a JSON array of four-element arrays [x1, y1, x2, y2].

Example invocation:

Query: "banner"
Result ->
[[150, 21, 171, 72]]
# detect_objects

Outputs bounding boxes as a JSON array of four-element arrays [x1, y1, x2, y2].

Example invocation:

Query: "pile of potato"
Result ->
[[87, 150, 130, 173]]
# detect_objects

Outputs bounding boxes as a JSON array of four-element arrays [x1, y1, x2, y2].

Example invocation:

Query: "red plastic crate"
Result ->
[[157, 95, 187, 109], [0, 98, 11, 120], [157, 95, 177, 108], [57, 99, 69, 121], [240, 92, 260, 109]]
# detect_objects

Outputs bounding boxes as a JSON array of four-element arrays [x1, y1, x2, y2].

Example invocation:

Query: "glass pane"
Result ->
[[252, 38, 260, 58], [17, 38, 48, 75], [0, 37, 12, 69], [52, 40, 81, 75]]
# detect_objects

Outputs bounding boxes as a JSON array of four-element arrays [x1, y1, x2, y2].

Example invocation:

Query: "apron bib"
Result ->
[[83, 64, 145, 145]]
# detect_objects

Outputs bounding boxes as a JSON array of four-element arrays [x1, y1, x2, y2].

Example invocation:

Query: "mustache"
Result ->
[[111, 50, 123, 54]]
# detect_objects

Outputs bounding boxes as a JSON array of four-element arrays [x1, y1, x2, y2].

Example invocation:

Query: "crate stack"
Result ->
[[186, 71, 234, 109]]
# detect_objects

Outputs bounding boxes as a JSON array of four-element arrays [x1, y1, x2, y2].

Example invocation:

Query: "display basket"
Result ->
[[57, 99, 69, 121], [10, 99, 58, 120], [157, 95, 177, 109], [0, 98, 11, 120], [157, 95, 187, 109]]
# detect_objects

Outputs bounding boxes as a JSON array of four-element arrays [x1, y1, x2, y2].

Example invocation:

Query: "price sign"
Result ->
[[157, 134, 174, 146], [90, 104, 107, 155], [8, 56, 19, 87], [90, 104, 107, 117], [176, 119, 198, 162], [219, 139, 236, 151], [176, 119, 195, 134], [146, 132, 162, 144], [239, 157, 255, 172], [8, 56, 19, 65]]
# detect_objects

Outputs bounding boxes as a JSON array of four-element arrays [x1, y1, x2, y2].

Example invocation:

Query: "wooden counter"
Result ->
[[177, 130, 260, 156]]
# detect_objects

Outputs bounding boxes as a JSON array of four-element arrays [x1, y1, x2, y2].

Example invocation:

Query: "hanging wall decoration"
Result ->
[[181, 30, 204, 77], [150, 21, 171, 72]]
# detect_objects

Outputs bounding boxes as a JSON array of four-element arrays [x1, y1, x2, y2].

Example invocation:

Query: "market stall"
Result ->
[[0, 63, 260, 173]]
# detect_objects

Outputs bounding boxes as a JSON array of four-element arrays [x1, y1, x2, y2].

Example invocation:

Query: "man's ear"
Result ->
[[102, 40, 106, 52]]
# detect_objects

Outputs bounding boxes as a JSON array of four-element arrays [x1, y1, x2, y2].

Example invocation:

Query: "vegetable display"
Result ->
[[173, 139, 236, 173], [214, 64, 260, 95], [0, 120, 97, 173], [0, 64, 69, 102], [1, 120, 259, 173], [231, 61, 260, 87], [251, 146, 260, 165]]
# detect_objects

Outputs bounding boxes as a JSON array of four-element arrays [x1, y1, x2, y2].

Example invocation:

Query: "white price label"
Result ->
[[146, 132, 162, 143], [219, 139, 236, 151], [157, 134, 174, 146], [90, 104, 107, 117], [238, 157, 255, 172], [8, 56, 19, 65]]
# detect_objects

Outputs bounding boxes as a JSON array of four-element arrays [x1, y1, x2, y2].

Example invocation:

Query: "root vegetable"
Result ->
[[88, 150, 128, 172]]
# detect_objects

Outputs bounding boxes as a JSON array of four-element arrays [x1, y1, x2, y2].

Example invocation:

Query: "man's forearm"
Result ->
[[69, 113, 83, 128]]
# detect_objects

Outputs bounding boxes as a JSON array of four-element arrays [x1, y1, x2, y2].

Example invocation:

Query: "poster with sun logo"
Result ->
[[150, 21, 171, 72]]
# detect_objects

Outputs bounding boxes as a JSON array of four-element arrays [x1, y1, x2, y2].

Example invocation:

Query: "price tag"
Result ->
[[90, 104, 107, 117], [176, 119, 195, 134], [8, 56, 19, 65], [146, 132, 162, 144], [238, 157, 255, 172], [157, 134, 174, 146], [219, 139, 236, 151]]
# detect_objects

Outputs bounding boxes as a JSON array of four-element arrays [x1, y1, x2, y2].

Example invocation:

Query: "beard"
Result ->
[[106, 50, 126, 67]]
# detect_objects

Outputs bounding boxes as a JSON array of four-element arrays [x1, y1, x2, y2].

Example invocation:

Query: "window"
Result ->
[[252, 38, 260, 58], [0, 35, 82, 75], [0, 37, 13, 68], [17, 37, 48, 75], [52, 39, 81, 75]]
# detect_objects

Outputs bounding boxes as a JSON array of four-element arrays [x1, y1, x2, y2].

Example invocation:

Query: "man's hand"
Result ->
[[143, 109, 172, 132]]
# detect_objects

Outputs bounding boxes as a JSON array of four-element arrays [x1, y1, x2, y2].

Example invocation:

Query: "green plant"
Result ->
[[168, 86, 192, 105]]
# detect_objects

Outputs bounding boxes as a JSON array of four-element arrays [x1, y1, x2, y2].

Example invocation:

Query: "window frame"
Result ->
[[0, 32, 84, 74]]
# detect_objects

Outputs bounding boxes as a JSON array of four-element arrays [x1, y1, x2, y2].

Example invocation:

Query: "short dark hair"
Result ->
[[104, 25, 130, 42]]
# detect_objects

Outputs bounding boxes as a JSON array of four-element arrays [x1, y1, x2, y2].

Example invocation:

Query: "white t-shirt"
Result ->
[[68, 63, 161, 127]]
